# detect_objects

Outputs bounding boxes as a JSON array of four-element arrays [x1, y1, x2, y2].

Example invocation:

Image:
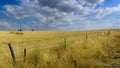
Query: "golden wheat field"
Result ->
[[0, 29, 120, 68]]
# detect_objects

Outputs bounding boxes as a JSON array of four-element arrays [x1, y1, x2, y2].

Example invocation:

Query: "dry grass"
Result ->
[[0, 30, 119, 68]]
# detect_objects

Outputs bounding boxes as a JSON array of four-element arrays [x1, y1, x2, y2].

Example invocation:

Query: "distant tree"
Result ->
[[19, 29, 22, 31], [18, 29, 22, 32], [32, 29, 34, 31]]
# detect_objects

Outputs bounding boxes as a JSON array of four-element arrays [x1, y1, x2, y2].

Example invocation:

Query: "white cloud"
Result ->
[[0, 20, 15, 29], [77, 0, 104, 7], [4, 0, 88, 29], [4, 5, 39, 19], [2, 0, 120, 30], [95, 5, 120, 18]]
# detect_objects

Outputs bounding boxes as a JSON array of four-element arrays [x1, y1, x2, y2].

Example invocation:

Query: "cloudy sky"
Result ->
[[0, 0, 120, 30]]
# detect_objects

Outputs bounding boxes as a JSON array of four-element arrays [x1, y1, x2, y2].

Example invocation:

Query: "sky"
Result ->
[[0, 0, 120, 30]]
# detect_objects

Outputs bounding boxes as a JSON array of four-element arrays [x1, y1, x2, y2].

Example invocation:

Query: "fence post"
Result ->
[[86, 34, 88, 39], [24, 48, 26, 62], [8, 43, 16, 67]]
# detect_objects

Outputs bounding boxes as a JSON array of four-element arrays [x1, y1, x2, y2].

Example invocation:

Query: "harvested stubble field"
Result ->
[[0, 30, 120, 68]]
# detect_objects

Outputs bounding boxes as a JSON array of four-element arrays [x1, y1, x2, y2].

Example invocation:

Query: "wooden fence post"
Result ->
[[8, 43, 16, 67], [24, 48, 26, 62], [86, 34, 88, 39]]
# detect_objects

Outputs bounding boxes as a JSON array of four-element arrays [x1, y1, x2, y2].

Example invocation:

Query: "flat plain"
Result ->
[[0, 30, 119, 68]]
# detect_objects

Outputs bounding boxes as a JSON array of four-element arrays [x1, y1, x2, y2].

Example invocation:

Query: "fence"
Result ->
[[8, 43, 26, 68]]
